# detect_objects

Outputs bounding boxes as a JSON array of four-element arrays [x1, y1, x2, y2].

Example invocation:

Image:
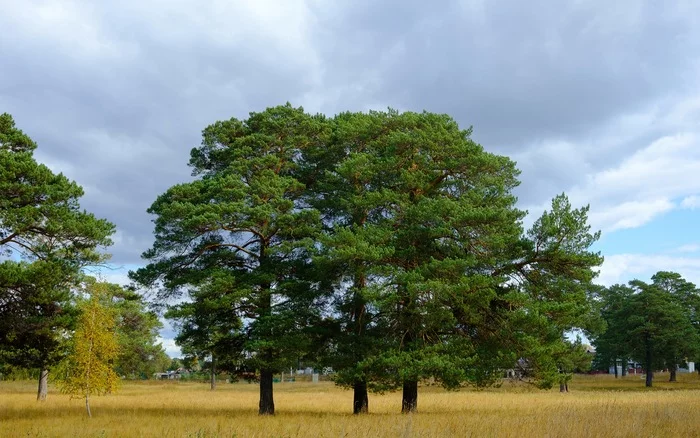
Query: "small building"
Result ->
[[153, 370, 182, 380], [678, 362, 695, 373], [608, 361, 643, 375]]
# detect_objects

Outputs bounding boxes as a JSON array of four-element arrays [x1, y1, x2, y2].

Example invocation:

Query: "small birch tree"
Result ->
[[59, 282, 119, 417]]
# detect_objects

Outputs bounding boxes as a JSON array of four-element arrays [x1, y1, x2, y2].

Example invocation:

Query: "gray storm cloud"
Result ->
[[1, 0, 699, 264]]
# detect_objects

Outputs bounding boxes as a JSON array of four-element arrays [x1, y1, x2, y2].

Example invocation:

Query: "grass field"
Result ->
[[2, 373, 700, 437]]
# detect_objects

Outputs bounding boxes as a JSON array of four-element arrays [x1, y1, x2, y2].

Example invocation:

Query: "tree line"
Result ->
[[3, 105, 698, 418], [128, 104, 604, 415], [0, 113, 169, 404], [592, 272, 700, 387]]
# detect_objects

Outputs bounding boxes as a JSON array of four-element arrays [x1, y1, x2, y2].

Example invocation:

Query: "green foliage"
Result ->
[[94, 282, 168, 379], [591, 284, 634, 372], [0, 113, 115, 376], [500, 194, 603, 388], [339, 110, 526, 391], [168, 358, 183, 371], [593, 273, 700, 385], [133, 105, 604, 412], [307, 111, 398, 391], [308, 111, 602, 396], [130, 104, 331, 385], [0, 113, 114, 262], [0, 260, 77, 369], [626, 279, 698, 375], [165, 283, 245, 375], [651, 271, 700, 368]]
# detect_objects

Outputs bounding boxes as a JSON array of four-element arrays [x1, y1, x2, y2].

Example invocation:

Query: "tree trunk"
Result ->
[[669, 365, 677, 382], [645, 340, 653, 388], [621, 359, 628, 377], [259, 369, 275, 415], [401, 380, 418, 413], [257, 249, 275, 416], [210, 354, 216, 391], [85, 394, 92, 418], [36, 369, 48, 401], [613, 360, 618, 378], [353, 380, 369, 414], [559, 382, 568, 393], [350, 270, 369, 415]]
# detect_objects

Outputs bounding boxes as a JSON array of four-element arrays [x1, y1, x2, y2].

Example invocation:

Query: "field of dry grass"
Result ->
[[2, 373, 700, 437]]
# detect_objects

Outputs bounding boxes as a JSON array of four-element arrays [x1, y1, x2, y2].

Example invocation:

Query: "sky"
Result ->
[[2, 0, 700, 357]]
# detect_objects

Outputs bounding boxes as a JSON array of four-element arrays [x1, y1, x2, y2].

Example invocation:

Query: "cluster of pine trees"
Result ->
[[593, 272, 700, 387], [7, 105, 695, 418], [129, 104, 605, 415], [0, 113, 169, 409]]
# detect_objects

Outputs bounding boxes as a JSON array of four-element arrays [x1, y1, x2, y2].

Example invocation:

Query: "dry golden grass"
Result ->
[[2, 373, 700, 437]]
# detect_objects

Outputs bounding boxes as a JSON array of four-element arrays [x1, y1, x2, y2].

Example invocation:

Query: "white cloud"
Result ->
[[597, 253, 700, 287], [586, 133, 700, 198], [524, 98, 700, 233], [681, 195, 700, 209], [97, 271, 132, 286], [159, 337, 182, 358], [588, 198, 674, 232]]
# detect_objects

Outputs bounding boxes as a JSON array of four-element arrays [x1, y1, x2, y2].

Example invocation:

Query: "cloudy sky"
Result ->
[[3, 0, 700, 356]]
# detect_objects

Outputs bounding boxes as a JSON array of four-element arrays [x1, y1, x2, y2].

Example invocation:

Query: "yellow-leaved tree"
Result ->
[[58, 281, 119, 417]]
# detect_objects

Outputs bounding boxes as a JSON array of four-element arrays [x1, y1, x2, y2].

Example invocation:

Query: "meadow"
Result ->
[[2, 373, 699, 437]]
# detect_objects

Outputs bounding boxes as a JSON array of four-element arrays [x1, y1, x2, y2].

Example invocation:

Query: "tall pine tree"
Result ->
[[0, 113, 114, 400], [131, 104, 330, 415]]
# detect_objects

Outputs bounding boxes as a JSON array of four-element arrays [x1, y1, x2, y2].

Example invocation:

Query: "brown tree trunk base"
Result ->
[[37, 369, 48, 401], [645, 369, 653, 387], [353, 380, 369, 414], [259, 369, 275, 415], [210, 356, 217, 391], [401, 380, 418, 413], [645, 344, 653, 387]]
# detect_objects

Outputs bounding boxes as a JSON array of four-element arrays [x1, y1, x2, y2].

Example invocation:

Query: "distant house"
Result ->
[[678, 362, 696, 373], [154, 370, 183, 380], [607, 362, 695, 375], [504, 358, 531, 379], [294, 366, 316, 375], [608, 362, 643, 375]]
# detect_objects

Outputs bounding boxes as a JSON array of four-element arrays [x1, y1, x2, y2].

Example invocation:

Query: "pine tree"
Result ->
[[650, 272, 700, 381], [311, 110, 526, 413], [621, 279, 699, 387], [592, 284, 635, 376], [506, 195, 603, 390], [104, 283, 168, 380], [131, 104, 330, 415], [308, 110, 602, 413], [165, 282, 245, 390], [306, 111, 397, 414], [0, 113, 114, 400]]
